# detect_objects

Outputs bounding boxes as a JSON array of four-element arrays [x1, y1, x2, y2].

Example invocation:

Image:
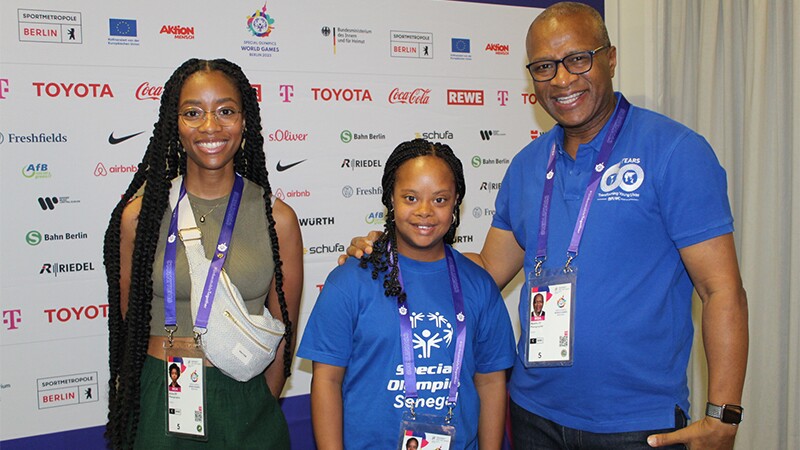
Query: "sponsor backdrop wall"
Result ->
[[0, 0, 600, 447]]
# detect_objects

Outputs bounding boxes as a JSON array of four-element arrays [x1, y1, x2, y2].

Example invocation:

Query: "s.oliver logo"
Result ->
[[388, 88, 430, 105], [312, 87, 372, 102], [33, 82, 114, 98]]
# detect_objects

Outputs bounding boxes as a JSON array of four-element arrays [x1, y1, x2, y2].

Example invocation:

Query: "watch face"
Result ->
[[721, 405, 743, 424]]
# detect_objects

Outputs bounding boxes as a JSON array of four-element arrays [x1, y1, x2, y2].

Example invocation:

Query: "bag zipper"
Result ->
[[223, 310, 273, 353], [220, 268, 284, 336]]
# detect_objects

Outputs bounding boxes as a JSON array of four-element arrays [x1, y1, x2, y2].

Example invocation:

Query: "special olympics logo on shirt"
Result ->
[[410, 312, 453, 359], [600, 161, 644, 193]]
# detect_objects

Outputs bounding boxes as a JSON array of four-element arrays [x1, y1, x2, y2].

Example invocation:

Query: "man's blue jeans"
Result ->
[[509, 399, 688, 450]]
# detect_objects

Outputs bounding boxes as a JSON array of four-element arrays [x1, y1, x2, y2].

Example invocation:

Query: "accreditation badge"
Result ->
[[398, 411, 455, 450], [524, 267, 576, 367], [164, 343, 208, 441]]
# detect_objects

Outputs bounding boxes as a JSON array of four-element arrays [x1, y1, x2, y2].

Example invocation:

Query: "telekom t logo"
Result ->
[[497, 90, 508, 106], [0, 79, 9, 99], [279, 84, 294, 103], [3, 309, 22, 330]]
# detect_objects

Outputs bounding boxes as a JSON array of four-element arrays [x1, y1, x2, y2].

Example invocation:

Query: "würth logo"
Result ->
[[447, 89, 483, 106]]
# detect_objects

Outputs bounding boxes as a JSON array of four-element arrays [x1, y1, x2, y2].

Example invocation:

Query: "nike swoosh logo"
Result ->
[[108, 131, 145, 145], [276, 159, 307, 172]]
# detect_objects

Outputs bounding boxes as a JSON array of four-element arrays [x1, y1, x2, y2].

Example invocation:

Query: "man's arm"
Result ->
[[464, 226, 525, 290], [648, 233, 748, 449]]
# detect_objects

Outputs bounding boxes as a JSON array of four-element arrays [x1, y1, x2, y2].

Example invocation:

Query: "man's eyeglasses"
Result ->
[[526, 45, 609, 82], [178, 106, 242, 128]]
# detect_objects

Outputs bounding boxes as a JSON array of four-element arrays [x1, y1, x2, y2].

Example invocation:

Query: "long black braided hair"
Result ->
[[102, 58, 293, 449], [359, 138, 466, 303]]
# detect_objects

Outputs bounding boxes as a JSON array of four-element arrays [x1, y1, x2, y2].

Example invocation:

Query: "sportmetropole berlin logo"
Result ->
[[247, 3, 275, 37]]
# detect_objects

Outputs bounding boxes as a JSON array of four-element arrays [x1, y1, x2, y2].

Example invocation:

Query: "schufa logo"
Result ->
[[388, 88, 430, 105], [447, 89, 483, 106]]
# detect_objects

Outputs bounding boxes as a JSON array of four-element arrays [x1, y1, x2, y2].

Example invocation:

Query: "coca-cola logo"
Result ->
[[136, 82, 163, 100], [388, 88, 431, 105]]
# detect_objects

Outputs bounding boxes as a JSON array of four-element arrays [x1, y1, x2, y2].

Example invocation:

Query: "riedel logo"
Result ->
[[39, 261, 95, 277], [33, 82, 113, 98], [388, 88, 430, 105], [447, 89, 483, 106], [312, 87, 372, 102], [135, 82, 163, 100], [159, 25, 195, 39]]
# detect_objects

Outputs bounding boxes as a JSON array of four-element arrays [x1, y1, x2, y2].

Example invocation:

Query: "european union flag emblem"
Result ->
[[109, 18, 137, 37], [451, 38, 470, 53]]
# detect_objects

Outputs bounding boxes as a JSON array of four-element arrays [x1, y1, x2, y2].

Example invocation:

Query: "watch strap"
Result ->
[[705, 402, 743, 424]]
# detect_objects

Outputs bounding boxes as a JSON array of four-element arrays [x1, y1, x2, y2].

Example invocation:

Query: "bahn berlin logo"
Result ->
[[390, 30, 433, 59], [18, 9, 82, 44], [447, 89, 483, 106]]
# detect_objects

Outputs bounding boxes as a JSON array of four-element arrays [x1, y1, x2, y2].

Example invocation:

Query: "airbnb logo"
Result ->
[[279, 84, 294, 103], [135, 82, 163, 100], [388, 88, 431, 105], [3, 309, 22, 330]]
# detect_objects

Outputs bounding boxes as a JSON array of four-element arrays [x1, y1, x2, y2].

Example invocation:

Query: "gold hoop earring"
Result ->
[[452, 212, 457, 224]]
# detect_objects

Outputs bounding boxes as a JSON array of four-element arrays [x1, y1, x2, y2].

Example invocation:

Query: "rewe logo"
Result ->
[[447, 89, 483, 106]]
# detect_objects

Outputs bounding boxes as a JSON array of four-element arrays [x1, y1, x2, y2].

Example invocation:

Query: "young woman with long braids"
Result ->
[[103, 58, 302, 448], [299, 139, 515, 449]]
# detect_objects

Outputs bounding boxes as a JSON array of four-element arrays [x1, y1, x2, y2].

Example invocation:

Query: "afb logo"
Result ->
[[23, 163, 52, 179]]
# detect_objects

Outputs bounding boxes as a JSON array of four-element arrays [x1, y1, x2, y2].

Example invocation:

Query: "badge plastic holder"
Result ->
[[524, 267, 576, 368], [398, 410, 455, 450], [164, 341, 208, 441]]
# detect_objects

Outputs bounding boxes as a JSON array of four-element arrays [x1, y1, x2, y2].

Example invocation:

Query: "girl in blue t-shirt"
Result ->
[[299, 139, 515, 450]]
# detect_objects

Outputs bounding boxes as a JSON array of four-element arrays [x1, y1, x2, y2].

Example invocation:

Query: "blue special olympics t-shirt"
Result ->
[[299, 248, 516, 449], [493, 93, 734, 433]]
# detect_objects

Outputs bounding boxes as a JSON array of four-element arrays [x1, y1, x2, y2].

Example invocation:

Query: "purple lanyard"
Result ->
[[163, 174, 244, 332], [397, 246, 466, 406], [535, 96, 630, 271]]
